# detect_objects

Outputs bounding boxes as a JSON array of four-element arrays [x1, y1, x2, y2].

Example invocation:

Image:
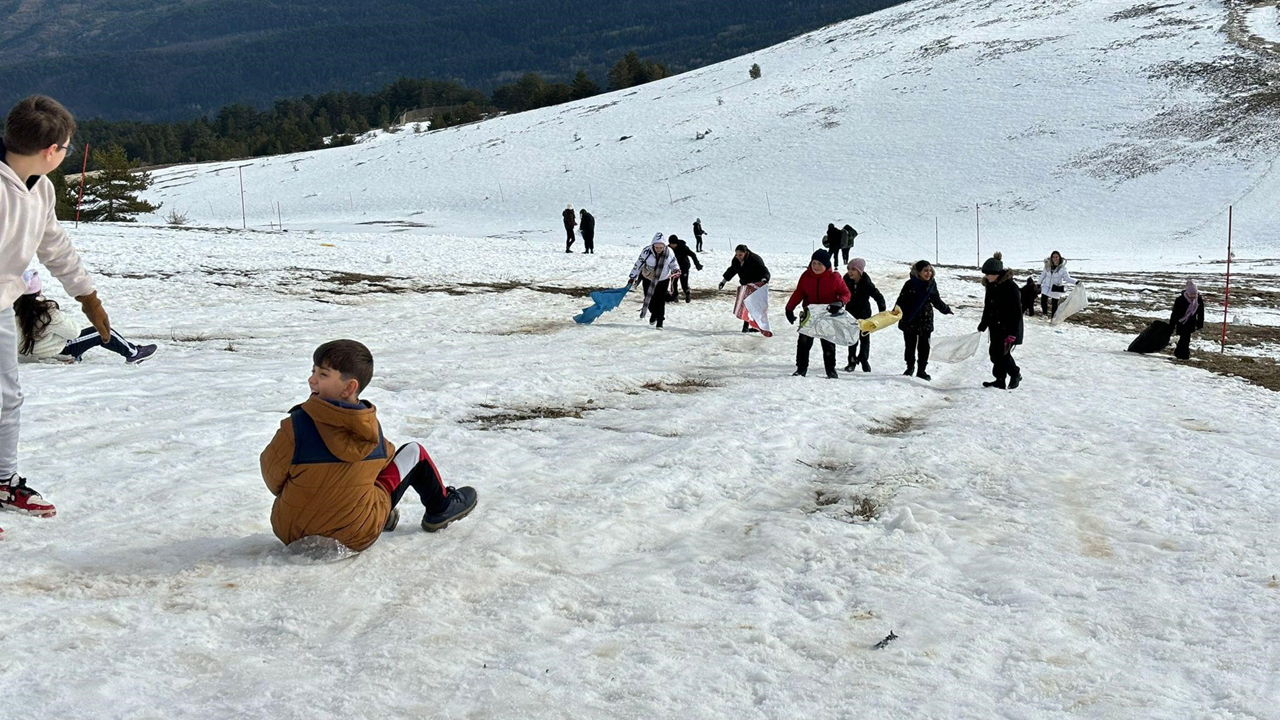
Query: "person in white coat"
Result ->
[[628, 233, 682, 329], [15, 271, 156, 364], [1037, 250, 1077, 319]]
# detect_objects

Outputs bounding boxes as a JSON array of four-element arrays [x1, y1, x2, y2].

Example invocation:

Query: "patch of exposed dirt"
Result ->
[[641, 377, 717, 394], [809, 489, 883, 523], [868, 416, 919, 436], [461, 402, 591, 431]]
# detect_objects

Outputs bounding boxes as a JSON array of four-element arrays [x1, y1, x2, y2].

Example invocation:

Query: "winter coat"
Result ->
[[823, 225, 844, 251], [722, 252, 770, 286], [1038, 258, 1076, 299], [843, 273, 886, 319], [978, 269, 1024, 345], [1020, 278, 1039, 313], [786, 268, 851, 314], [693, 221, 706, 238], [894, 270, 951, 335], [0, 141, 96, 309], [18, 307, 83, 362], [580, 211, 595, 235], [630, 246, 682, 283], [668, 237, 702, 273], [562, 209, 576, 229], [260, 397, 395, 552], [1171, 294, 1205, 334], [841, 225, 858, 249]]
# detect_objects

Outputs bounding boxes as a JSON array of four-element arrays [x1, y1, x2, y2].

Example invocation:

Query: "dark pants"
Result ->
[[902, 330, 930, 371], [797, 335, 836, 374], [1175, 330, 1193, 360], [695, 235, 704, 252], [642, 278, 671, 327], [988, 338, 1021, 381], [377, 443, 449, 514], [847, 333, 871, 367], [676, 271, 691, 302], [60, 327, 136, 360], [1040, 295, 1059, 318], [565, 225, 576, 251], [837, 247, 850, 266], [582, 229, 594, 253]]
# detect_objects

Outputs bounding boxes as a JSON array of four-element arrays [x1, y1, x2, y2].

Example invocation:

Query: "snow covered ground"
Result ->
[[3, 226, 1280, 718]]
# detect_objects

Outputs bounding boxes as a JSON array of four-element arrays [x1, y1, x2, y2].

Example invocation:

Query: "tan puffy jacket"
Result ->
[[260, 397, 394, 551]]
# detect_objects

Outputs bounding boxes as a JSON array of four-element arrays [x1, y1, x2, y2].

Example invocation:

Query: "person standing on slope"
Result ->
[[667, 235, 702, 303], [562, 205, 577, 252], [785, 250, 851, 379], [894, 260, 953, 381], [719, 244, 771, 332], [1037, 250, 1076, 319], [693, 219, 707, 252], [628, 233, 682, 330], [1170, 280, 1205, 361], [977, 253, 1024, 390], [824, 224, 847, 266], [579, 208, 595, 254], [842, 258, 885, 373]]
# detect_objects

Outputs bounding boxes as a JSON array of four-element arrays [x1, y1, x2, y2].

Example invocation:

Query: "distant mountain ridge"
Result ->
[[0, 0, 902, 120]]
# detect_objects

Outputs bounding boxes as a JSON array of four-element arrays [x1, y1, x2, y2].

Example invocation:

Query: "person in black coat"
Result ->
[[720, 244, 771, 332], [562, 205, 577, 252], [579, 209, 595, 254], [667, 235, 702, 302], [977, 253, 1025, 390], [842, 258, 885, 372], [1020, 276, 1038, 317], [894, 260, 953, 381], [693, 219, 707, 252], [1171, 279, 1205, 360], [823, 223, 848, 266]]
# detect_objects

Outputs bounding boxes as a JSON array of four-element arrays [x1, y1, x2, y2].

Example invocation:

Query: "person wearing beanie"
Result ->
[[720, 244, 771, 332], [1037, 250, 1076, 319], [628, 233, 682, 329], [976, 253, 1024, 389], [562, 204, 577, 252], [893, 260, 953, 381], [667, 234, 702, 303], [13, 271, 156, 365], [842, 258, 886, 372], [1170, 279, 1205, 360], [784, 249, 851, 378]]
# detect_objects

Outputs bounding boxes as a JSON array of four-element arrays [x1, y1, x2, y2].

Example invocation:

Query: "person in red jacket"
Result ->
[[785, 250, 851, 378]]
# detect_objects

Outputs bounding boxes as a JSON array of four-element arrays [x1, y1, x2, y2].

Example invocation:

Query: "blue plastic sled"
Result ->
[[574, 284, 633, 324]]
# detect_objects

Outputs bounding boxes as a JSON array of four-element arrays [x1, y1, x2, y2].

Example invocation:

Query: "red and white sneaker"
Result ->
[[0, 475, 56, 518]]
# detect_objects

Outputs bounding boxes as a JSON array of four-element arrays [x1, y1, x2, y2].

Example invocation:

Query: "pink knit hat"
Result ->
[[22, 270, 41, 296], [848, 258, 866, 273]]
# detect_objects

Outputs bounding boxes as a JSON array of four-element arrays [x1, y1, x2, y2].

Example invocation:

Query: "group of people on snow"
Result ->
[[563, 205, 595, 254]]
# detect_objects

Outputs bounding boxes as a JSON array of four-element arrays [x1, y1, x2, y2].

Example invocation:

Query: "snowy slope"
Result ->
[[142, 0, 1280, 268], [3, 226, 1280, 718]]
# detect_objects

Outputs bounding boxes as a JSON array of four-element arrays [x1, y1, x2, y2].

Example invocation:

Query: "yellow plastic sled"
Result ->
[[858, 308, 903, 334]]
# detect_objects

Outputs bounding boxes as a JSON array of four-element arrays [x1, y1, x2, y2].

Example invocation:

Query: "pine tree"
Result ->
[[570, 70, 600, 100], [749, 63, 762, 79], [78, 144, 160, 223]]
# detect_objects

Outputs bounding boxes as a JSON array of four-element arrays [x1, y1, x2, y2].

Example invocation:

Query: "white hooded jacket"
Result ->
[[629, 245, 682, 284], [0, 148, 96, 309], [1038, 258, 1076, 300], [19, 307, 82, 362]]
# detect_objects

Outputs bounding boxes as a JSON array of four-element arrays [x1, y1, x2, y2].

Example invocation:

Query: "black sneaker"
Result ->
[[383, 507, 400, 532], [421, 486, 478, 532], [792, 369, 807, 377], [916, 369, 931, 381], [903, 366, 914, 376], [983, 379, 1006, 389], [843, 363, 856, 372], [861, 362, 871, 373], [126, 344, 158, 365], [1008, 374, 1022, 390], [826, 370, 839, 380]]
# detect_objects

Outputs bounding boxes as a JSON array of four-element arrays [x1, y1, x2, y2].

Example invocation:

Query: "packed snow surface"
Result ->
[[3, 226, 1279, 718]]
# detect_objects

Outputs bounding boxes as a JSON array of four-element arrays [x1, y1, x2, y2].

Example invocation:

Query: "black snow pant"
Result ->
[[902, 330, 930, 372], [380, 443, 449, 514], [695, 234, 704, 252], [1174, 330, 1193, 360], [988, 338, 1021, 382], [837, 247, 850, 266], [847, 332, 871, 367], [1040, 295, 1059, 318], [582, 229, 594, 253], [797, 334, 837, 375], [59, 327, 138, 360], [676, 271, 691, 302], [565, 225, 576, 251], [642, 279, 671, 328]]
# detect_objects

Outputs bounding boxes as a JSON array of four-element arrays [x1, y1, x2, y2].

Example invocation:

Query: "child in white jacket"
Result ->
[[15, 271, 156, 364]]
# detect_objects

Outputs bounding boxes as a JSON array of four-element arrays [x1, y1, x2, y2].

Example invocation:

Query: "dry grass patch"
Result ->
[[461, 403, 590, 430]]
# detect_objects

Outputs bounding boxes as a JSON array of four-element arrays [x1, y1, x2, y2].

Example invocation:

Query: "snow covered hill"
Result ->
[[143, 0, 1280, 268]]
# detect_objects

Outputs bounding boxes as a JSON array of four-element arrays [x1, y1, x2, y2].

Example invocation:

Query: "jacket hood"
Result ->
[[301, 396, 382, 462], [1044, 256, 1067, 271], [0, 147, 31, 195], [982, 268, 1016, 287]]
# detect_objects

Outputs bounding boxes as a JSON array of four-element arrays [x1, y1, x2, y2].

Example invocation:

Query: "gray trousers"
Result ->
[[0, 308, 23, 477]]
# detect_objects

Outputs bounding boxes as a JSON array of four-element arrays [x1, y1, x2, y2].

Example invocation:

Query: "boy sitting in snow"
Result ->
[[260, 340, 477, 551]]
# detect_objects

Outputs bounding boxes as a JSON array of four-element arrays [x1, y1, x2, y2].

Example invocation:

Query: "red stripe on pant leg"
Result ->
[[375, 461, 401, 495]]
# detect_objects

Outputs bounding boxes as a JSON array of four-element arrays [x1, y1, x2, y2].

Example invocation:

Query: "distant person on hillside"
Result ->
[[693, 219, 707, 252], [1038, 250, 1076, 319], [0, 95, 117, 531], [841, 225, 858, 264], [579, 209, 595, 254], [667, 235, 702, 303], [562, 205, 577, 252], [15, 271, 156, 365], [628, 233, 681, 330], [1171, 280, 1205, 361], [977, 253, 1024, 390], [784, 250, 850, 379], [842, 258, 885, 373], [894, 260, 953, 381], [1021, 276, 1038, 317], [719, 244, 771, 332], [261, 340, 478, 551]]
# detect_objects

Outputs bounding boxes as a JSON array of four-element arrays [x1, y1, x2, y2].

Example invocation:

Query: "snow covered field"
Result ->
[[3, 226, 1280, 718]]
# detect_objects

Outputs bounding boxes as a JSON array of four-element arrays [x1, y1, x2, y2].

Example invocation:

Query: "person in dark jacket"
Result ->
[[579, 209, 595, 254], [785, 250, 851, 379], [842, 258, 886, 372], [720, 244, 771, 332], [667, 235, 702, 303], [977, 253, 1025, 390], [1171, 279, 1205, 360], [1020, 276, 1038, 317], [841, 225, 857, 265], [823, 223, 847, 265], [693, 219, 707, 252], [562, 205, 577, 252], [894, 260, 953, 381]]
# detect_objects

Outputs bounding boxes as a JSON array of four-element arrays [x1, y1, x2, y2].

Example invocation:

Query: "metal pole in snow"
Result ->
[[766, 192, 771, 216], [1222, 205, 1233, 351], [975, 204, 981, 266], [935, 216, 939, 265], [239, 167, 247, 230], [75, 142, 89, 227], [589, 182, 593, 204], [498, 181, 504, 202], [277, 201, 283, 231], [667, 182, 673, 205]]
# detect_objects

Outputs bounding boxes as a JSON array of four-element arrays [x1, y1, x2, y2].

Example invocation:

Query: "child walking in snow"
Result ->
[[261, 340, 478, 551], [785, 249, 851, 378], [894, 260, 953, 381], [1171, 280, 1205, 361], [842, 258, 885, 373], [628, 233, 682, 329], [16, 271, 156, 364], [977, 253, 1024, 389]]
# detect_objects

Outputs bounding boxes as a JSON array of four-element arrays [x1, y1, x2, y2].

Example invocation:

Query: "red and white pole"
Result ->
[[1221, 205, 1233, 351], [75, 142, 89, 227]]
